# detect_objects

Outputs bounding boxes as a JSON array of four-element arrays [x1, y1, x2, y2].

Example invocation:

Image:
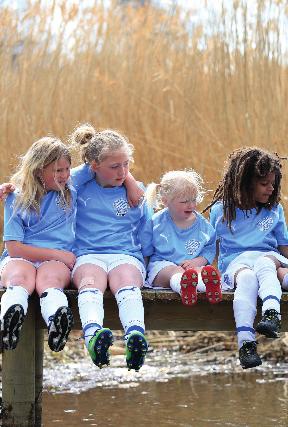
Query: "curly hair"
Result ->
[[203, 147, 282, 229]]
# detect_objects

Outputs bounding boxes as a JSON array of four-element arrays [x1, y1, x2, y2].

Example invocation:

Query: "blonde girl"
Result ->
[[0, 137, 75, 352], [69, 125, 150, 372], [142, 170, 222, 305]]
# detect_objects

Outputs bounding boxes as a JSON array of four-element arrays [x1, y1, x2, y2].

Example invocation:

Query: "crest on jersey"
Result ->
[[113, 198, 130, 216], [185, 239, 201, 255], [257, 216, 273, 232]]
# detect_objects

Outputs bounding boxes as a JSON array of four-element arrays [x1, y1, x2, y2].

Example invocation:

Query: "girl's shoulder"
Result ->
[[152, 207, 168, 221]]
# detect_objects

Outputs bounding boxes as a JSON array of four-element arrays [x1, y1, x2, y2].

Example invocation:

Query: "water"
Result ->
[[42, 351, 288, 427]]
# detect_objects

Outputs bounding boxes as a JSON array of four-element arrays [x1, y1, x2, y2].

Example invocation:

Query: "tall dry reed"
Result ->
[[0, 0, 287, 220]]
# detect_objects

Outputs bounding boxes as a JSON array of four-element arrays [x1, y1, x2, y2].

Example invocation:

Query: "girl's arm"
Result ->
[[179, 256, 208, 270], [6, 241, 76, 270], [278, 245, 288, 259], [125, 172, 144, 207]]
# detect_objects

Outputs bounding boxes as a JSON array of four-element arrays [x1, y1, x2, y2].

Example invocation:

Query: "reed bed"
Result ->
[[0, 0, 287, 213]]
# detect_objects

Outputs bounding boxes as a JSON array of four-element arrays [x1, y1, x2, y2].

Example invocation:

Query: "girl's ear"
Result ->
[[162, 196, 168, 207], [91, 160, 99, 172]]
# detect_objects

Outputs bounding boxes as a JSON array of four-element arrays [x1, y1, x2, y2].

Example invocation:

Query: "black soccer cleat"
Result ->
[[256, 309, 281, 338], [1, 304, 25, 350], [48, 306, 74, 352], [239, 341, 262, 370]]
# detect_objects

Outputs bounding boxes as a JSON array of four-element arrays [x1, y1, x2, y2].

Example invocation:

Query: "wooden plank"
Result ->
[[2, 289, 288, 332]]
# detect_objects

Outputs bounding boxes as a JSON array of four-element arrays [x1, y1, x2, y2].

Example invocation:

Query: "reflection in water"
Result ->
[[42, 352, 288, 427]]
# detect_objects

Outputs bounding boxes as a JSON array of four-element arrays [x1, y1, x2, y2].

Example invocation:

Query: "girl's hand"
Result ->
[[180, 258, 206, 270], [55, 250, 76, 270], [127, 187, 145, 207], [0, 183, 15, 200]]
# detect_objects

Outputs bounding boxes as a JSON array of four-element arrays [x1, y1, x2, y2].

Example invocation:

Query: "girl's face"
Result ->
[[164, 194, 197, 222], [40, 156, 71, 191], [92, 150, 130, 188], [253, 172, 275, 204]]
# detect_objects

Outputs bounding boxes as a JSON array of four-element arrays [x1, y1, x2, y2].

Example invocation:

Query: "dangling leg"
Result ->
[[1, 260, 35, 350], [36, 261, 73, 352], [233, 268, 262, 369], [110, 263, 148, 372], [73, 263, 113, 368], [254, 256, 282, 338]]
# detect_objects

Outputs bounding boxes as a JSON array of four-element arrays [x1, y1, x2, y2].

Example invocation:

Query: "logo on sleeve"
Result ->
[[257, 216, 274, 232], [113, 198, 130, 216], [185, 239, 201, 255]]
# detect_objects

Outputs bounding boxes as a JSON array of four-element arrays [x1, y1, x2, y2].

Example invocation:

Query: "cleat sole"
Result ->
[[180, 269, 198, 306], [48, 306, 74, 352], [2, 304, 25, 350], [201, 266, 222, 304]]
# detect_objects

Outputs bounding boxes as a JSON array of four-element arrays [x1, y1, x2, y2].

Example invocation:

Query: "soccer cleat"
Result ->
[[239, 341, 262, 369], [201, 265, 222, 304], [255, 309, 281, 338], [88, 328, 114, 368], [48, 306, 74, 352], [1, 304, 25, 350], [126, 331, 148, 372], [180, 269, 198, 306]]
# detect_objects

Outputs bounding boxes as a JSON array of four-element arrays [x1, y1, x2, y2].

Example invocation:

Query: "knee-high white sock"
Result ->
[[40, 288, 68, 326], [78, 288, 104, 347], [254, 256, 281, 314], [115, 286, 145, 336], [233, 269, 258, 348], [282, 273, 288, 290], [0, 285, 29, 319]]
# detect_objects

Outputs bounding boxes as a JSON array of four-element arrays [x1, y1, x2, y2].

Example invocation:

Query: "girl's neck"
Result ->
[[169, 211, 197, 229]]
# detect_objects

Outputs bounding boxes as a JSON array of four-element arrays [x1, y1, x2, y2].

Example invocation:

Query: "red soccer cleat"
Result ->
[[201, 265, 222, 304], [180, 269, 198, 306]]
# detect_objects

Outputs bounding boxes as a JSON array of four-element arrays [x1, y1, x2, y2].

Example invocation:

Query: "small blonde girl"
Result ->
[[0, 137, 75, 352], [143, 170, 222, 305]]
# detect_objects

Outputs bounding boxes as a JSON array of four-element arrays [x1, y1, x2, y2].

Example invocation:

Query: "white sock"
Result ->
[[170, 273, 182, 294], [254, 256, 281, 314], [40, 287, 68, 326], [233, 269, 258, 348], [282, 273, 288, 290], [78, 288, 104, 347], [115, 286, 145, 336], [0, 285, 29, 319]]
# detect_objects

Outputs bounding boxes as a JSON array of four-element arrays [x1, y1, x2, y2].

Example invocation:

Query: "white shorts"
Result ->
[[146, 259, 206, 291], [72, 253, 146, 283], [146, 260, 176, 286], [0, 256, 67, 278], [222, 250, 288, 290]]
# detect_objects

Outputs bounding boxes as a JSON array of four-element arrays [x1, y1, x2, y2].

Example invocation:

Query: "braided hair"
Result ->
[[204, 147, 282, 229]]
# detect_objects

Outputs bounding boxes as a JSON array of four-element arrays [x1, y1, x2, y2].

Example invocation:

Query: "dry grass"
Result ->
[[0, 0, 287, 221]]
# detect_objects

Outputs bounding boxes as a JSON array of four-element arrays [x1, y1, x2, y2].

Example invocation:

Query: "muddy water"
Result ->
[[42, 351, 288, 427]]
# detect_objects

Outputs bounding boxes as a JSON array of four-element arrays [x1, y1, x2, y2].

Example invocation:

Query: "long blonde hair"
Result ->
[[146, 169, 205, 210], [11, 136, 71, 213], [69, 123, 134, 164]]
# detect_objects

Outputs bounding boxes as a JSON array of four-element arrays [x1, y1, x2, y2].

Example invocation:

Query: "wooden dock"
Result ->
[[1, 288, 288, 426]]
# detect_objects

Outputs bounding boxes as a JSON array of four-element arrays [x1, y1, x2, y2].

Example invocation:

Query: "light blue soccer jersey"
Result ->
[[71, 166, 151, 264], [210, 202, 288, 273], [3, 186, 77, 254], [141, 208, 216, 265]]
